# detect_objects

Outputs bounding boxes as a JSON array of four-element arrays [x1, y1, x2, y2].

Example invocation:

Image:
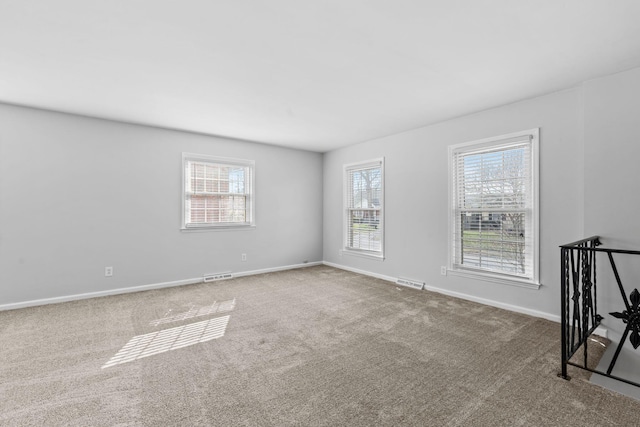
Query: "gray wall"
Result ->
[[324, 87, 587, 319], [0, 104, 323, 306], [584, 67, 640, 339], [324, 66, 640, 321], [3, 66, 640, 320], [584, 67, 640, 248]]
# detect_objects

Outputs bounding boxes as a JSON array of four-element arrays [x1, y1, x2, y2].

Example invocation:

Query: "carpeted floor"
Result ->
[[1, 265, 638, 426]]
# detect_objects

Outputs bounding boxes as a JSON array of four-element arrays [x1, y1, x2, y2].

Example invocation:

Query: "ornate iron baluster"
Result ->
[[570, 249, 582, 352], [607, 252, 640, 374], [591, 240, 602, 328], [560, 236, 640, 388], [581, 246, 592, 367]]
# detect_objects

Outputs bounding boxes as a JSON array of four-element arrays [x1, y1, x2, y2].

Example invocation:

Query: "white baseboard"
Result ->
[[1, 259, 605, 333], [421, 283, 561, 323], [322, 261, 397, 283], [323, 261, 561, 323], [0, 277, 203, 311], [0, 261, 322, 312], [234, 261, 322, 278]]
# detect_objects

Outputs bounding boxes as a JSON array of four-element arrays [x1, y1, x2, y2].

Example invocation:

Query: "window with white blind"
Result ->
[[182, 153, 254, 230], [344, 158, 384, 259], [449, 129, 539, 287]]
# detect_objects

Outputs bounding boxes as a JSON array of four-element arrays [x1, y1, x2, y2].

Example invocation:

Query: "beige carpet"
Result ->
[[1, 265, 638, 426]]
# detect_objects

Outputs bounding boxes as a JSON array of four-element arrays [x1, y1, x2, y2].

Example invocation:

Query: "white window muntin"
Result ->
[[448, 129, 539, 286], [182, 153, 255, 230], [344, 158, 385, 259]]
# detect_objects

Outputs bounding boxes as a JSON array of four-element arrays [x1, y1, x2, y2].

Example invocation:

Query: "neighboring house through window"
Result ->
[[182, 153, 254, 229], [344, 158, 384, 259], [448, 129, 539, 287]]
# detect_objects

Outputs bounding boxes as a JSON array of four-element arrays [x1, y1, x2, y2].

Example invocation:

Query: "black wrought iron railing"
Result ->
[[560, 236, 640, 388]]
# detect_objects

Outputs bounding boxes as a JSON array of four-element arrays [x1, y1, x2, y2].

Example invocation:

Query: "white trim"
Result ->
[[2, 260, 597, 331], [0, 277, 202, 311], [0, 261, 322, 312], [341, 249, 385, 261], [181, 225, 257, 233], [233, 261, 322, 278], [421, 283, 558, 322], [343, 158, 383, 170], [323, 261, 396, 283], [447, 269, 541, 290], [323, 261, 557, 322], [343, 157, 385, 258], [181, 152, 256, 230], [447, 128, 540, 285], [182, 152, 255, 167], [448, 129, 536, 152]]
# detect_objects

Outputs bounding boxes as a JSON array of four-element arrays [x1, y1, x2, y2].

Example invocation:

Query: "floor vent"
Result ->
[[203, 272, 233, 282], [396, 277, 424, 290]]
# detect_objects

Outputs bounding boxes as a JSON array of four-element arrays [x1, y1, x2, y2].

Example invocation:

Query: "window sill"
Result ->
[[181, 224, 256, 232], [342, 249, 385, 261], [447, 268, 541, 290]]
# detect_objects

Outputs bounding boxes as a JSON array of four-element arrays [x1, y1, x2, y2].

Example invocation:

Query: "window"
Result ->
[[344, 158, 384, 258], [182, 153, 254, 229], [449, 129, 539, 287]]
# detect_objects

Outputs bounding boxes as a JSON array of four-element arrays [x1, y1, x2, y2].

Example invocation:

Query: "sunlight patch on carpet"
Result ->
[[102, 315, 230, 369], [149, 299, 236, 326]]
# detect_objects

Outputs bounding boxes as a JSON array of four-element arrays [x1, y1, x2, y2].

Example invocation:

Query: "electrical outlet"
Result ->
[[440, 266, 447, 276], [105, 266, 113, 277], [241, 253, 247, 262]]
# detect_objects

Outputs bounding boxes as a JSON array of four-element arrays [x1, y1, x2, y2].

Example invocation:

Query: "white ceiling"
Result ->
[[2, 1, 640, 152]]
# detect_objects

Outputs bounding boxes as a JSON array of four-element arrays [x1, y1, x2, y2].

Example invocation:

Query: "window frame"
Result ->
[[181, 153, 255, 231], [447, 129, 540, 289], [343, 157, 385, 260]]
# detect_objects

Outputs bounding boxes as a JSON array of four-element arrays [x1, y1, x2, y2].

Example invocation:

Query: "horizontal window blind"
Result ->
[[345, 160, 383, 254], [183, 155, 254, 228], [452, 135, 535, 279]]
